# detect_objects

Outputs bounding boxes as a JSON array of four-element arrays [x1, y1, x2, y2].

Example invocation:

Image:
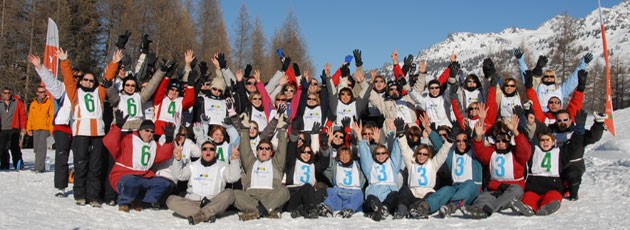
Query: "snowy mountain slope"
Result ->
[[0, 109, 629, 229], [377, 1, 630, 80]]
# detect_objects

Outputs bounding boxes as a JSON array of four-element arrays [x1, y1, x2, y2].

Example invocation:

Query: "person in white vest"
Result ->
[[234, 109, 289, 221], [166, 140, 241, 225], [103, 112, 175, 212], [59, 48, 121, 207], [152, 126, 201, 196], [325, 63, 372, 128]]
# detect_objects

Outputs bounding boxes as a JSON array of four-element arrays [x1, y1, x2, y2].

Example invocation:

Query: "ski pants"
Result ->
[[324, 187, 363, 212], [472, 184, 523, 214], [425, 180, 481, 213]]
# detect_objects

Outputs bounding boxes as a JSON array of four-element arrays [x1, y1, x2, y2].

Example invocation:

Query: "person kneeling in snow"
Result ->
[[103, 111, 175, 212], [166, 141, 241, 225]]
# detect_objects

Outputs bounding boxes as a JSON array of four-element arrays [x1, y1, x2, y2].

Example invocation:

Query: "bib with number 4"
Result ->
[[531, 146, 560, 177]]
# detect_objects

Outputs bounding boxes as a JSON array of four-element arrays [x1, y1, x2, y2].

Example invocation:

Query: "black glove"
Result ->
[[121, 54, 132, 67], [340, 64, 350, 78], [513, 48, 523, 59], [404, 54, 413, 67], [145, 52, 157, 68], [114, 110, 129, 128], [321, 131, 329, 147], [449, 82, 459, 99], [188, 70, 198, 85], [281, 57, 291, 72], [300, 77, 309, 91], [199, 61, 209, 77], [394, 117, 406, 137], [512, 105, 524, 117], [449, 61, 460, 79], [293, 63, 301, 76], [276, 104, 287, 116], [353, 49, 363, 67], [101, 78, 113, 88], [532, 55, 548, 76], [160, 58, 175, 73], [522, 70, 533, 88], [189, 58, 198, 70], [341, 117, 351, 128], [163, 123, 176, 143], [577, 70, 587, 92], [583, 53, 593, 64], [482, 58, 496, 78], [140, 33, 152, 54], [312, 122, 322, 133], [167, 63, 179, 78], [575, 109, 587, 128], [217, 53, 227, 69], [397, 76, 407, 88], [226, 97, 234, 111], [244, 64, 253, 78], [115, 30, 131, 49]]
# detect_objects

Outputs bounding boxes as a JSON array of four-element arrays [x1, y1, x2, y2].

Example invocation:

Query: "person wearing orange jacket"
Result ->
[[26, 86, 54, 172], [0, 87, 27, 170], [58, 48, 122, 207]]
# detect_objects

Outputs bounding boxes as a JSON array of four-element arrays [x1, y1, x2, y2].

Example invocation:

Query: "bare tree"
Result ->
[[231, 3, 252, 70]]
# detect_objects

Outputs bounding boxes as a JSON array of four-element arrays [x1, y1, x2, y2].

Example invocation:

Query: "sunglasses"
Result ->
[[82, 78, 95, 83], [495, 139, 510, 144], [143, 129, 155, 133], [202, 147, 216, 151], [504, 84, 516, 88], [375, 151, 388, 156], [177, 133, 186, 136], [417, 152, 430, 156], [257, 146, 272, 151], [246, 81, 256, 85], [334, 135, 344, 139], [2, 92, 10, 94], [168, 88, 179, 92], [301, 150, 313, 154], [298, 137, 305, 141], [203, 82, 212, 86], [539, 138, 553, 142], [251, 97, 262, 101], [211, 88, 223, 93], [429, 87, 440, 90], [374, 80, 385, 83], [549, 101, 561, 105], [543, 75, 555, 78], [307, 97, 317, 101], [37, 91, 46, 94], [558, 118, 570, 122], [468, 107, 479, 111], [362, 132, 373, 136], [285, 89, 295, 93], [125, 84, 136, 87], [310, 82, 319, 85], [456, 139, 468, 143], [250, 126, 258, 130], [340, 93, 351, 96], [275, 98, 287, 102]]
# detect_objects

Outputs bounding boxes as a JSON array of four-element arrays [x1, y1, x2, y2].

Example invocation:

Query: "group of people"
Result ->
[[17, 31, 606, 224]]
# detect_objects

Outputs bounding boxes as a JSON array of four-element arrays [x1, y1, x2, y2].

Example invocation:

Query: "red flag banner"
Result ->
[[598, 0, 616, 136]]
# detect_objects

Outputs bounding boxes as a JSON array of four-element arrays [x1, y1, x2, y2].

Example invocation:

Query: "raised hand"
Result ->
[[341, 117, 351, 128], [235, 69, 244, 82], [230, 146, 240, 161], [532, 55, 548, 76], [583, 52, 594, 64], [419, 112, 431, 133], [351, 121, 362, 140], [354, 70, 365, 83], [211, 52, 220, 69], [293, 63, 301, 76], [577, 70, 588, 92], [394, 117, 406, 137], [276, 104, 287, 117], [244, 64, 253, 78], [419, 60, 427, 74], [173, 141, 183, 161], [254, 69, 261, 83], [449, 61, 460, 79], [160, 58, 176, 73], [482, 58, 495, 77], [505, 114, 520, 134], [391, 49, 399, 64], [27, 55, 42, 69], [477, 102, 488, 121], [115, 30, 131, 49], [353, 49, 363, 67], [56, 48, 68, 61], [513, 48, 523, 59], [312, 122, 322, 133], [226, 97, 235, 111], [140, 33, 152, 54], [474, 118, 485, 139], [523, 70, 534, 88], [163, 123, 176, 143], [324, 64, 331, 78], [217, 52, 227, 69], [184, 49, 195, 65], [114, 110, 129, 128], [281, 56, 291, 72], [512, 105, 524, 117]]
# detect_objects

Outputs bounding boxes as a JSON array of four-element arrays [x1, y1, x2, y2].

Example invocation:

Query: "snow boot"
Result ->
[[510, 198, 534, 217], [336, 208, 354, 218], [238, 211, 260, 221], [89, 201, 102, 208], [55, 189, 65, 198], [438, 203, 457, 218], [317, 203, 333, 217], [304, 206, 320, 219], [409, 201, 429, 219], [118, 204, 130, 213], [394, 204, 409, 219], [461, 205, 489, 219], [268, 209, 282, 219], [75, 199, 86, 206], [536, 201, 561, 216]]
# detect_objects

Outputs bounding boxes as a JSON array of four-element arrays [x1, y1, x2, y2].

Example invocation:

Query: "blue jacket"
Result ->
[[429, 131, 483, 187], [359, 137, 402, 201]]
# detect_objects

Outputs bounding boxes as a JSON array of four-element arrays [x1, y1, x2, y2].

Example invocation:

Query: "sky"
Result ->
[[220, 0, 624, 71]]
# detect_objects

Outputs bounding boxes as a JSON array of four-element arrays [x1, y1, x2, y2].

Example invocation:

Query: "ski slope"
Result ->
[[1, 109, 629, 229]]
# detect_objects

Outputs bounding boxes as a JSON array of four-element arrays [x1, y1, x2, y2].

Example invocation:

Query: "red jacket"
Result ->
[[473, 133, 532, 190], [152, 77, 195, 135], [2, 96, 27, 130], [104, 126, 174, 192]]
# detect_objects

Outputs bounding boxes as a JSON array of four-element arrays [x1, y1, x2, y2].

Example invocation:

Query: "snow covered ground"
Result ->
[[1, 110, 629, 230]]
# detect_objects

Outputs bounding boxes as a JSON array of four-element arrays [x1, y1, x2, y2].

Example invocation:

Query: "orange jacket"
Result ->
[[27, 96, 54, 133]]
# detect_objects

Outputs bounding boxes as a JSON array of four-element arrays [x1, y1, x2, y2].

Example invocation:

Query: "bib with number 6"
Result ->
[[131, 135, 157, 171]]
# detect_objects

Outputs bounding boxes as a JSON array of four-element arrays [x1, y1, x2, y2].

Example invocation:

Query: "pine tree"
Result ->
[[269, 9, 313, 79], [196, 0, 231, 64], [251, 16, 271, 81], [232, 3, 252, 70]]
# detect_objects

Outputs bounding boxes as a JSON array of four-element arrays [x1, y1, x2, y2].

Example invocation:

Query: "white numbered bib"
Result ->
[[489, 152, 515, 181], [335, 162, 361, 189], [131, 135, 157, 171], [156, 97, 182, 124], [463, 89, 481, 108], [293, 160, 316, 186], [203, 97, 226, 125], [190, 161, 225, 198], [303, 106, 322, 131], [531, 146, 560, 177], [335, 101, 356, 126], [76, 90, 102, 119], [370, 159, 396, 185], [214, 142, 230, 163], [250, 160, 274, 189], [500, 95, 521, 119], [451, 153, 474, 183], [395, 100, 414, 123], [408, 162, 436, 188], [250, 107, 268, 131], [119, 93, 144, 120]]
